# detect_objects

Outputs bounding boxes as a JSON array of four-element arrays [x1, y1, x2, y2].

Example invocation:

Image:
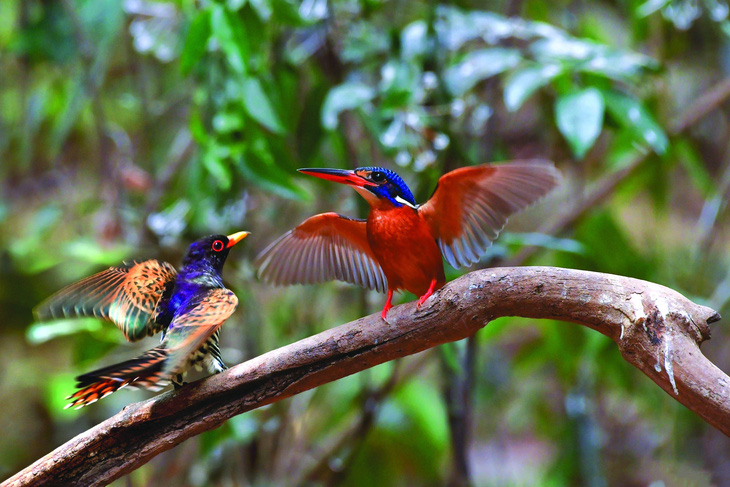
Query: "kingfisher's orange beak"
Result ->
[[226, 231, 250, 248], [298, 168, 371, 188]]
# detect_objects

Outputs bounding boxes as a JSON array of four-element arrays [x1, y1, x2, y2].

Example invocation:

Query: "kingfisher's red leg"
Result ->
[[381, 289, 394, 320], [417, 278, 438, 308]]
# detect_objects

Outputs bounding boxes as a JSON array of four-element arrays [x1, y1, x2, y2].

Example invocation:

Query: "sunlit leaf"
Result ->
[[555, 88, 605, 159], [213, 110, 246, 134], [241, 77, 285, 133], [500, 232, 586, 254], [579, 50, 659, 80], [62, 239, 131, 265], [504, 63, 563, 111], [401, 20, 428, 60], [531, 36, 657, 81], [444, 48, 522, 96], [321, 82, 375, 130], [637, 0, 672, 17], [248, 0, 273, 20], [270, 0, 310, 25], [380, 61, 420, 108], [602, 90, 668, 155], [341, 21, 389, 62], [26, 318, 104, 345]]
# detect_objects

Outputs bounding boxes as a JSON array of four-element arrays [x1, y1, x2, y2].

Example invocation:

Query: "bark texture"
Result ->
[[2, 267, 724, 487]]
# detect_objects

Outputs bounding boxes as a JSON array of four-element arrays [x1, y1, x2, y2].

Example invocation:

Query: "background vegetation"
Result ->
[[2, 0, 730, 485]]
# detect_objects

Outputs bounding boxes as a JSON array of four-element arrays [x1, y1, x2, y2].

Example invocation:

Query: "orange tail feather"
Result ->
[[66, 348, 169, 409]]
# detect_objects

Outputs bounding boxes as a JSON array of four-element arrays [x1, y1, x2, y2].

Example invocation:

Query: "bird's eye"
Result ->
[[212, 240, 225, 252], [371, 171, 386, 183]]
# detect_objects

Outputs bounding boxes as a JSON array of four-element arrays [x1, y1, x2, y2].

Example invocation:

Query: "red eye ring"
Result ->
[[212, 240, 225, 252]]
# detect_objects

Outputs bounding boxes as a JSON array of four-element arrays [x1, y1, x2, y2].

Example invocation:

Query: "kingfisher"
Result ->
[[35, 231, 249, 409], [255, 161, 560, 319]]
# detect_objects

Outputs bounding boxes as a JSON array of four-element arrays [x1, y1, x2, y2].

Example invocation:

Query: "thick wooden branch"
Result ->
[[3, 267, 724, 487]]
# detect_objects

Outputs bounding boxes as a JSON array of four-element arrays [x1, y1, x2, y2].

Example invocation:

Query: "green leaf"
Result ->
[[210, 5, 248, 74], [180, 10, 211, 74], [321, 82, 375, 130], [202, 144, 233, 190], [401, 20, 428, 60], [237, 131, 308, 200], [380, 60, 419, 108], [241, 77, 285, 133], [500, 232, 585, 254], [297, 85, 328, 164], [26, 318, 104, 345], [45, 373, 81, 417], [637, 0, 671, 17], [212, 110, 245, 133], [392, 381, 449, 453], [555, 88, 605, 159], [504, 63, 563, 112], [62, 239, 130, 265], [673, 138, 716, 197], [444, 48, 522, 96], [602, 90, 668, 155]]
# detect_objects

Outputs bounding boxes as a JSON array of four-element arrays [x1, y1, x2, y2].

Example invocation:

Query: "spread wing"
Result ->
[[161, 288, 238, 376], [419, 160, 560, 268], [255, 212, 387, 293], [34, 260, 177, 341]]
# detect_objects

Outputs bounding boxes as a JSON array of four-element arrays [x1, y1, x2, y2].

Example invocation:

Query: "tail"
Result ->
[[66, 348, 170, 409]]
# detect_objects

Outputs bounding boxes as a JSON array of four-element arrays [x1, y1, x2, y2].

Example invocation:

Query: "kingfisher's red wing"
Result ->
[[255, 212, 387, 293], [419, 160, 560, 268], [161, 288, 238, 377], [34, 260, 177, 341]]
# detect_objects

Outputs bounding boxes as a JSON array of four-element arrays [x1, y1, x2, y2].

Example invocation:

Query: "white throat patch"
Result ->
[[395, 195, 418, 209]]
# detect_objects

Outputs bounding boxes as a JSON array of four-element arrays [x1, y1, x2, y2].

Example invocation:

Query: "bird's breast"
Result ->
[[367, 206, 445, 295]]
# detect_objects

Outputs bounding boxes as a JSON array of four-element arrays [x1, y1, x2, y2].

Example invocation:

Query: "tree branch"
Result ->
[[2, 267, 723, 487]]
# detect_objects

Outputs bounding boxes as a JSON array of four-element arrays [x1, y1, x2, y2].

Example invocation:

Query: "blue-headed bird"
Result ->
[[255, 161, 560, 319], [35, 231, 249, 408]]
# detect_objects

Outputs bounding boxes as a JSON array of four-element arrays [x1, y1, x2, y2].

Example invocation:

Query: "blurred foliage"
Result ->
[[2, 0, 730, 485]]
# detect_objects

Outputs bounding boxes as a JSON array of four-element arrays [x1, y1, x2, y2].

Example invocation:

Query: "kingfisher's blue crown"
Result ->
[[358, 166, 416, 208]]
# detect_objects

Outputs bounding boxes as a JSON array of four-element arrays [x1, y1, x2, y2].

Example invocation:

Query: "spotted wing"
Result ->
[[419, 160, 560, 268], [34, 260, 177, 341], [161, 288, 238, 377], [255, 212, 387, 293]]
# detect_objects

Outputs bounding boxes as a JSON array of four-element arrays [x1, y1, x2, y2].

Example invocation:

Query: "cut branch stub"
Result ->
[[2, 267, 724, 487]]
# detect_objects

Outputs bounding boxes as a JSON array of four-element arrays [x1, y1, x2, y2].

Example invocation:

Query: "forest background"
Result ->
[[2, 0, 730, 485]]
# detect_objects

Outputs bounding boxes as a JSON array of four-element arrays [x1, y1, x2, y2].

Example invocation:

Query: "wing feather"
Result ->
[[34, 260, 177, 341], [255, 212, 387, 293], [420, 160, 560, 268], [161, 288, 238, 376]]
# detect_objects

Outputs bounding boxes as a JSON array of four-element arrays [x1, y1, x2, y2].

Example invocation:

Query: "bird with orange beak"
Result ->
[[36, 231, 250, 408], [255, 161, 560, 319]]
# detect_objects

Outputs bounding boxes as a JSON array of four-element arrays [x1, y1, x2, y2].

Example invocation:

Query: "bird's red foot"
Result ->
[[416, 278, 438, 308], [381, 289, 394, 320]]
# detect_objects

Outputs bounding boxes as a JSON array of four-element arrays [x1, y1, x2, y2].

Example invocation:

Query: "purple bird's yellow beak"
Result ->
[[298, 168, 372, 188], [226, 231, 250, 248]]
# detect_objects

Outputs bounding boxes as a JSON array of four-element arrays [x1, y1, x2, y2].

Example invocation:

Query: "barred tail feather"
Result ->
[[66, 348, 170, 409]]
